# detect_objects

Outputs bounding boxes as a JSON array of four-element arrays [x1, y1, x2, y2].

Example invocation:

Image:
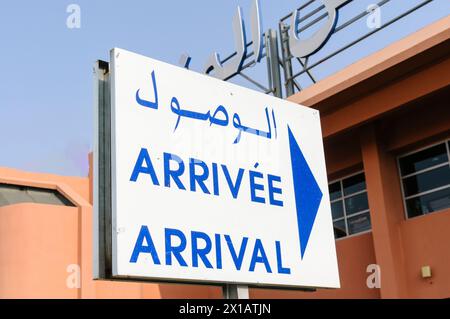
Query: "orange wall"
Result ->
[[400, 209, 450, 298], [159, 284, 223, 299], [0, 204, 80, 298], [0, 201, 175, 299], [381, 88, 450, 153], [323, 130, 362, 179]]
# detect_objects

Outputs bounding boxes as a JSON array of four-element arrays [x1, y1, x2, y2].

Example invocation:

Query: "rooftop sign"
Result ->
[[94, 48, 339, 288], [181, 0, 351, 83], [181, 0, 435, 97]]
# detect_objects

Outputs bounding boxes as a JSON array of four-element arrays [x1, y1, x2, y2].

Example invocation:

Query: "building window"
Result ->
[[0, 184, 74, 207], [398, 141, 450, 219], [329, 172, 371, 239]]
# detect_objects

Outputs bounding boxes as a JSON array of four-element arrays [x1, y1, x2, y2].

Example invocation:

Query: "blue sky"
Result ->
[[0, 0, 448, 177]]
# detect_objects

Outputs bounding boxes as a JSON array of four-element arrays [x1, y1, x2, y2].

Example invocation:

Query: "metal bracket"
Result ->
[[223, 284, 250, 299]]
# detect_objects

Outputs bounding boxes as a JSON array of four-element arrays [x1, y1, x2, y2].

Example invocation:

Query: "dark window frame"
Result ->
[[397, 140, 450, 219], [329, 171, 371, 240]]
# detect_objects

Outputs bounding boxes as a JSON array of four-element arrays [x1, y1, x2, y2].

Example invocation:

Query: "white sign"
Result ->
[[105, 48, 339, 288]]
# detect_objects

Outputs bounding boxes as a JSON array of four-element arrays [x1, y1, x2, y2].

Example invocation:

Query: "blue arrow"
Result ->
[[288, 126, 323, 259]]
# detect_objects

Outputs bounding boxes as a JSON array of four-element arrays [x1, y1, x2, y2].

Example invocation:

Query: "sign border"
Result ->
[[93, 52, 334, 291]]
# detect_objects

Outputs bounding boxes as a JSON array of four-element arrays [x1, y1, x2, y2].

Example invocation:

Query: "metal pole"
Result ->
[[94, 60, 113, 279], [278, 23, 295, 97], [265, 29, 283, 98], [223, 284, 249, 299]]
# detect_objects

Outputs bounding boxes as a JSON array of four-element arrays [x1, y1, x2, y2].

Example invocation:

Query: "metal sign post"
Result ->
[[265, 29, 283, 98], [223, 284, 249, 299]]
